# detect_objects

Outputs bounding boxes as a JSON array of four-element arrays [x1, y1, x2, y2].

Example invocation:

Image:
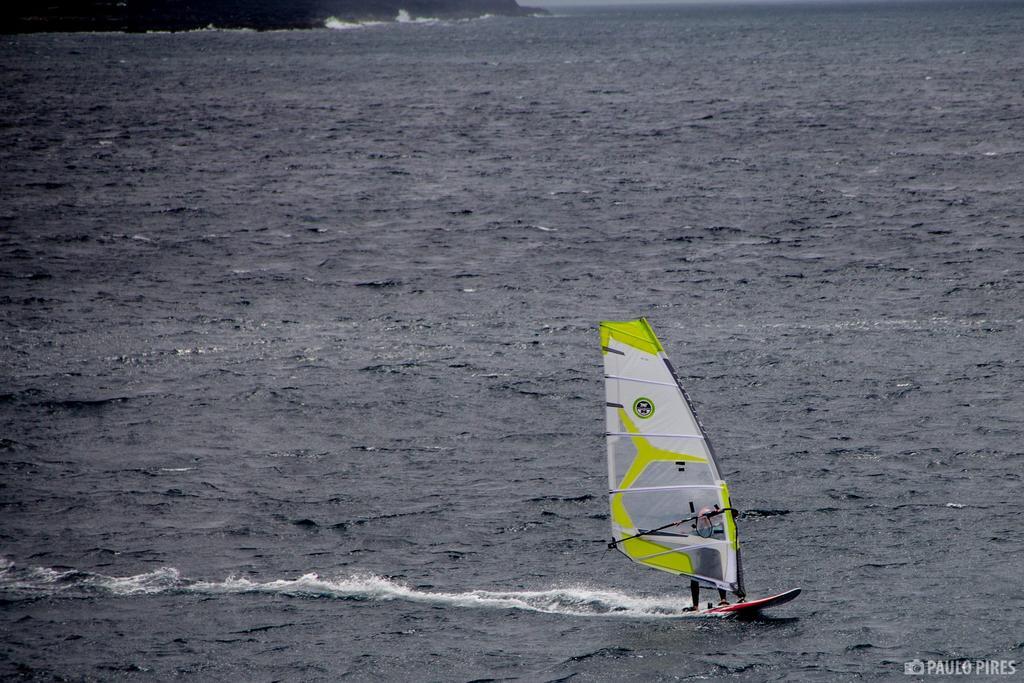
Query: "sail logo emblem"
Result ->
[[632, 397, 655, 419]]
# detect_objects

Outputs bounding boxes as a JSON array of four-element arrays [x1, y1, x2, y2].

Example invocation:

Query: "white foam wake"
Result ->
[[195, 572, 701, 618], [0, 558, 702, 618], [0, 559, 184, 598]]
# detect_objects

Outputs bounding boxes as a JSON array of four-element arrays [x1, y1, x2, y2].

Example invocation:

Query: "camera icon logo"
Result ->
[[905, 659, 926, 675]]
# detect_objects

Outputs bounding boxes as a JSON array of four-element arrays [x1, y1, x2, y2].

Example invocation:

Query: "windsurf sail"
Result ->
[[600, 318, 744, 595]]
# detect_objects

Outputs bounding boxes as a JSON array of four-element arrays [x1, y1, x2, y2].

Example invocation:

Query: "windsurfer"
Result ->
[[686, 506, 732, 609], [688, 580, 729, 610]]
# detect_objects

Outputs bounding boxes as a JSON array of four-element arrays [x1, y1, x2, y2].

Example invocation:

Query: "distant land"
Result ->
[[2, 0, 548, 33]]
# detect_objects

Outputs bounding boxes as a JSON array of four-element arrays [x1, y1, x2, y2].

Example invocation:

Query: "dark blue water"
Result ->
[[2, 2, 1023, 680]]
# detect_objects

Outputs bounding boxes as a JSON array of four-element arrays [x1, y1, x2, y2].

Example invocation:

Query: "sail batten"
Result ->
[[601, 318, 743, 595], [604, 374, 681, 388], [610, 484, 723, 494], [605, 431, 705, 439]]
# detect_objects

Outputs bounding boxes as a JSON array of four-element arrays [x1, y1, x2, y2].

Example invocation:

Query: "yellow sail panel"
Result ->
[[601, 318, 743, 595], [720, 482, 741, 553], [600, 319, 663, 356], [621, 537, 694, 574]]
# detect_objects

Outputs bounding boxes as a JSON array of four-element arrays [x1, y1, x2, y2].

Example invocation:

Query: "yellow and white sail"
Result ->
[[600, 318, 743, 595]]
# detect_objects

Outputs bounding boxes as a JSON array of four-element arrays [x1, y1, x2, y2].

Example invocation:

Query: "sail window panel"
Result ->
[[679, 546, 728, 584], [630, 458, 716, 489], [620, 488, 684, 536], [617, 487, 729, 541]]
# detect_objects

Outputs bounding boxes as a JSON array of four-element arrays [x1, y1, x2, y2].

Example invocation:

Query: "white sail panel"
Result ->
[[605, 377, 705, 443], [601, 318, 743, 595]]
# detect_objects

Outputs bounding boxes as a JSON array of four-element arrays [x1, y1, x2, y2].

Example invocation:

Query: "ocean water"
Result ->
[[2, 2, 1023, 680]]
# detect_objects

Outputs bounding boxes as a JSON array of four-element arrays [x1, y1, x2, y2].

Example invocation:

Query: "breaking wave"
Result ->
[[324, 17, 387, 30], [325, 10, 497, 30], [395, 10, 441, 24], [0, 558, 705, 619]]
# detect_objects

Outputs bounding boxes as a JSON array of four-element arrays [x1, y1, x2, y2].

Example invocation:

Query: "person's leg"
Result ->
[[690, 580, 700, 610]]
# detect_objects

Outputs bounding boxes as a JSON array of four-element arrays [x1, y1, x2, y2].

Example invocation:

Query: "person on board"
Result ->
[[688, 580, 729, 611], [685, 506, 732, 610]]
